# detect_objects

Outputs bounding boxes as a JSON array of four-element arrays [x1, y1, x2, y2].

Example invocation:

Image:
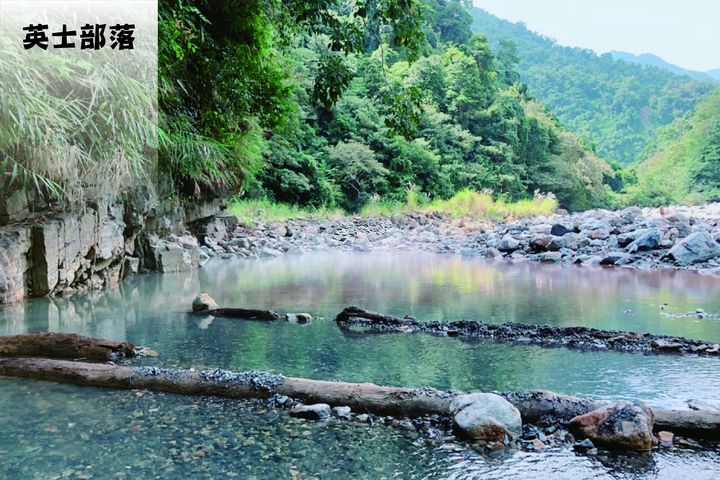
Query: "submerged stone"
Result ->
[[289, 403, 331, 420], [332, 406, 352, 418]]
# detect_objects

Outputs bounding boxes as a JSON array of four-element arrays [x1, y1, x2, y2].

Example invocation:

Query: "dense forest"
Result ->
[[618, 89, 720, 205], [2, 1, 717, 215], [159, 0, 613, 212], [469, 8, 717, 166]]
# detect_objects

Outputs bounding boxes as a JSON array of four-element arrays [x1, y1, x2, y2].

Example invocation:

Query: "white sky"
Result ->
[[472, 0, 720, 72]]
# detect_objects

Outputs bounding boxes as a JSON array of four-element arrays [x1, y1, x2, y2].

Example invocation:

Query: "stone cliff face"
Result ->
[[0, 190, 234, 305]]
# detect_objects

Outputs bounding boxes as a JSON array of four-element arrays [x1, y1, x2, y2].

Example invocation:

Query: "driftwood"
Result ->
[[0, 357, 451, 417], [192, 308, 280, 321], [0, 333, 135, 361], [335, 307, 720, 357], [0, 356, 718, 439]]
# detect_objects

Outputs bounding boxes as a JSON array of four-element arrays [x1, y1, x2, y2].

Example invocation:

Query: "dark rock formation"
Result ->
[[334, 307, 720, 357]]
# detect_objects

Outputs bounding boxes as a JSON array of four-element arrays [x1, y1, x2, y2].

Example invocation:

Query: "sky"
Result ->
[[472, 0, 720, 72]]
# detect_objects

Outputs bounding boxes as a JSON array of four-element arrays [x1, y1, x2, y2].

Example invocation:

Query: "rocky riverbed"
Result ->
[[334, 307, 720, 357], [196, 203, 720, 275]]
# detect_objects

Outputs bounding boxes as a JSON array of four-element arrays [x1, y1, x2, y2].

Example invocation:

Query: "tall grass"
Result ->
[[228, 198, 344, 223], [0, 33, 156, 205], [231, 189, 556, 223], [361, 189, 557, 220], [427, 189, 557, 220]]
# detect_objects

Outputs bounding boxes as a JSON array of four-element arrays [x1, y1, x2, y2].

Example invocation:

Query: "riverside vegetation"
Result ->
[[2, 1, 718, 214]]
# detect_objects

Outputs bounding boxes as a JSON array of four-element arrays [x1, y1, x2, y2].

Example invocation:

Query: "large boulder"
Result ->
[[626, 229, 661, 253], [568, 402, 656, 451], [668, 231, 720, 265], [451, 393, 522, 441]]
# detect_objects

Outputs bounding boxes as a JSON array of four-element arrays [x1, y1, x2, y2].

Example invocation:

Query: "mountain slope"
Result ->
[[620, 88, 720, 205], [469, 8, 717, 164], [707, 68, 720, 82], [608, 51, 717, 82]]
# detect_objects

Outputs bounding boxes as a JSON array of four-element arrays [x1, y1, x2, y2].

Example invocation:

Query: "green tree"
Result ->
[[326, 141, 389, 211]]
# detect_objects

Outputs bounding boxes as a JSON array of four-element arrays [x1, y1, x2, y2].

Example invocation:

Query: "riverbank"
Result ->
[[208, 203, 720, 275], [3, 201, 719, 306]]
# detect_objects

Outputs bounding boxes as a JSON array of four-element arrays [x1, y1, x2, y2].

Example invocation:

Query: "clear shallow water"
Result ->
[[1, 251, 720, 478]]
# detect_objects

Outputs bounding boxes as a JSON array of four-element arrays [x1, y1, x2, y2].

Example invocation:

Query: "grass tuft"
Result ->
[[361, 189, 557, 220], [227, 199, 344, 223]]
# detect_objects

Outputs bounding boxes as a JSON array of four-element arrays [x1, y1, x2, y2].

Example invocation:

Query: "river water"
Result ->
[[1, 251, 719, 478]]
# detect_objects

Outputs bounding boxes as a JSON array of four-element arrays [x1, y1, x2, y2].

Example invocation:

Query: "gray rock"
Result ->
[[618, 229, 650, 248], [619, 206, 643, 223], [289, 403, 331, 420], [569, 401, 656, 451], [123, 256, 140, 276], [451, 393, 522, 441], [147, 240, 198, 273], [485, 247, 502, 258], [228, 237, 250, 249], [540, 251, 563, 263], [669, 231, 720, 264], [600, 252, 634, 266], [0, 189, 29, 223], [547, 236, 566, 251], [573, 438, 596, 453], [626, 229, 661, 253], [497, 235, 520, 252], [530, 235, 553, 252], [332, 406, 352, 418], [192, 293, 218, 312]]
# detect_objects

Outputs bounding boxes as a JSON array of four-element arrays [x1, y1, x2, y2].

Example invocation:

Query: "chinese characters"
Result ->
[[22, 23, 135, 50]]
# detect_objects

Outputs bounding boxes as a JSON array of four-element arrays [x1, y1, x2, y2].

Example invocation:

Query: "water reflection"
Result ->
[[1, 252, 720, 478], [1, 252, 719, 409]]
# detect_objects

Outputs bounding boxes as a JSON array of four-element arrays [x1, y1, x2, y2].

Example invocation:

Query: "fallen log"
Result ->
[[0, 357, 451, 417], [0, 333, 135, 361], [192, 308, 280, 321], [0, 357, 717, 439], [335, 307, 720, 357]]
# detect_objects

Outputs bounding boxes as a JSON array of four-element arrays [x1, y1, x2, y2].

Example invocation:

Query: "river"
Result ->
[[1, 251, 719, 478]]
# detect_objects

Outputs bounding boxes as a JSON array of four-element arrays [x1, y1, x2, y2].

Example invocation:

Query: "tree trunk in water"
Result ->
[[0, 333, 135, 361], [0, 357, 718, 438], [0, 357, 452, 417]]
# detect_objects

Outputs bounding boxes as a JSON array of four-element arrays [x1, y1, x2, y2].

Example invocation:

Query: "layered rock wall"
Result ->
[[0, 191, 232, 305]]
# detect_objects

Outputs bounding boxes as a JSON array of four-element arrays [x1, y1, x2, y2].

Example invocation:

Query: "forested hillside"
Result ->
[[469, 8, 717, 165], [608, 51, 718, 83], [159, 0, 613, 212], [617, 88, 720, 206], [11, 0, 714, 214]]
